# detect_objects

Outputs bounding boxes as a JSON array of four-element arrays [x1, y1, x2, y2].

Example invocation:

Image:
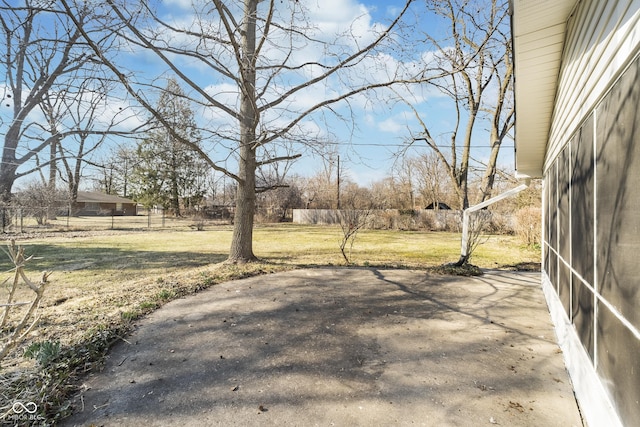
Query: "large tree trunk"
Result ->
[[170, 155, 181, 216], [49, 138, 57, 189], [228, 0, 258, 263], [229, 144, 257, 262], [0, 166, 17, 203], [1, 125, 21, 203], [478, 133, 501, 203]]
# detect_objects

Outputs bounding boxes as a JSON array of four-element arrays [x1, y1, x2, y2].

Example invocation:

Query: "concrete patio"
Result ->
[[64, 268, 583, 426]]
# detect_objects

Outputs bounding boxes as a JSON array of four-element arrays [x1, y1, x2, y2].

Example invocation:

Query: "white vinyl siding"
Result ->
[[537, 1, 640, 424], [511, 0, 575, 178], [544, 0, 640, 171]]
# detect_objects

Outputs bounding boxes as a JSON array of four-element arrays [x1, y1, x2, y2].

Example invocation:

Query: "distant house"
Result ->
[[512, 1, 640, 425], [73, 191, 137, 216], [424, 202, 451, 210]]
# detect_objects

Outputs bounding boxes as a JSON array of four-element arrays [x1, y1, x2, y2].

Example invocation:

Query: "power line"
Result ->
[[324, 141, 515, 148]]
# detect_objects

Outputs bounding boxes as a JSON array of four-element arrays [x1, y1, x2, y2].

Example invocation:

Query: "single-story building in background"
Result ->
[[425, 202, 451, 210], [73, 191, 137, 216], [511, 0, 640, 425]]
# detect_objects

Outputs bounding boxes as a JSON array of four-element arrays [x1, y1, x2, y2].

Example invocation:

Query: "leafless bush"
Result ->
[[441, 211, 463, 233], [514, 207, 541, 246], [293, 209, 519, 234], [467, 210, 492, 257], [483, 212, 513, 235], [13, 182, 67, 226], [0, 242, 51, 366], [374, 210, 397, 230], [391, 210, 414, 230], [254, 208, 285, 224], [338, 209, 372, 265], [190, 213, 207, 231], [361, 210, 455, 231], [415, 211, 436, 230]]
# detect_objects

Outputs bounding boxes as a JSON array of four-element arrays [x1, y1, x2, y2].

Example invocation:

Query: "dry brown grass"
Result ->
[[0, 224, 539, 423], [2, 225, 538, 365]]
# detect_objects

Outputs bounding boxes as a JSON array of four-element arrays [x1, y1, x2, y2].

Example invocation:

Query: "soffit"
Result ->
[[511, 0, 577, 178]]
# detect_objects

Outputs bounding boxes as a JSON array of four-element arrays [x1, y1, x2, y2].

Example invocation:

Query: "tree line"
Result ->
[[1, 0, 515, 264]]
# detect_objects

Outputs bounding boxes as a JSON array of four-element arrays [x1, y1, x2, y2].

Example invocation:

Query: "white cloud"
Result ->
[[306, 0, 376, 44], [115, 1, 454, 156], [385, 6, 401, 17], [376, 113, 410, 134], [160, 0, 193, 10]]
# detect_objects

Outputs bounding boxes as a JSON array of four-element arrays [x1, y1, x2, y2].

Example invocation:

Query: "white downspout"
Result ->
[[459, 180, 531, 262]]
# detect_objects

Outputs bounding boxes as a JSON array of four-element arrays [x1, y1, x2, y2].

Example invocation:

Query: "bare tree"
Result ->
[[391, 156, 418, 210], [256, 150, 303, 222], [340, 182, 375, 211], [256, 181, 303, 222], [410, 151, 457, 209], [39, 78, 134, 204], [369, 177, 408, 210], [95, 145, 137, 197], [255, 143, 299, 194], [337, 179, 377, 264], [304, 150, 344, 209], [0, 1, 122, 201], [62, 0, 442, 262], [404, 0, 514, 209]]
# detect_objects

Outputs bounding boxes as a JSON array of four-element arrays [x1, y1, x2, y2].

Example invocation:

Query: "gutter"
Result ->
[[457, 179, 531, 265]]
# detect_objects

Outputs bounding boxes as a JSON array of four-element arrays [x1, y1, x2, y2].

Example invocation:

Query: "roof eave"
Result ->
[[511, 0, 578, 178]]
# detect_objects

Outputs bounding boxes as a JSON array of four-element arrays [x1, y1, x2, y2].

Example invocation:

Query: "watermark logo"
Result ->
[[11, 402, 37, 415], [2, 401, 41, 424]]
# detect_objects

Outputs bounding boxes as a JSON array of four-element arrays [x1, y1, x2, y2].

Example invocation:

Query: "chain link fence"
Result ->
[[0, 206, 233, 234]]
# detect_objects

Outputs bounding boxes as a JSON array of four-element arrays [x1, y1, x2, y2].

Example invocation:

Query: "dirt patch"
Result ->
[[502, 262, 542, 272], [62, 268, 582, 427]]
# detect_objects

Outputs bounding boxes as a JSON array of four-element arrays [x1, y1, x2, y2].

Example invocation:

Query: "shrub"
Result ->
[[514, 207, 542, 247], [484, 212, 514, 235], [415, 211, 436, 230]]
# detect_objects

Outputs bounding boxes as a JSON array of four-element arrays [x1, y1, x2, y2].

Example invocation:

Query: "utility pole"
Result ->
[[336, 155, 341, 210]]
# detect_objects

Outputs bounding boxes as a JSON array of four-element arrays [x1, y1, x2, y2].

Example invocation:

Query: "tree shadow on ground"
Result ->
[[62, 268, 580, 426], [0, 243, 227, 273]]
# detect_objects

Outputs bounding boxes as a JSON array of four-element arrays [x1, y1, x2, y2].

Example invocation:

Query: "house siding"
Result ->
[[72, 192, 138, 216], [74, 202, 137, 216], [545, 0, 640, 169], [542, 1, 640, 423]]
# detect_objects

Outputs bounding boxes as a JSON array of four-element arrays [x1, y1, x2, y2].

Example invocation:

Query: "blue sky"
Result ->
[[109, 0, 516, 184], [1, 0, 515, 190], [282, 0, 516, 185]]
